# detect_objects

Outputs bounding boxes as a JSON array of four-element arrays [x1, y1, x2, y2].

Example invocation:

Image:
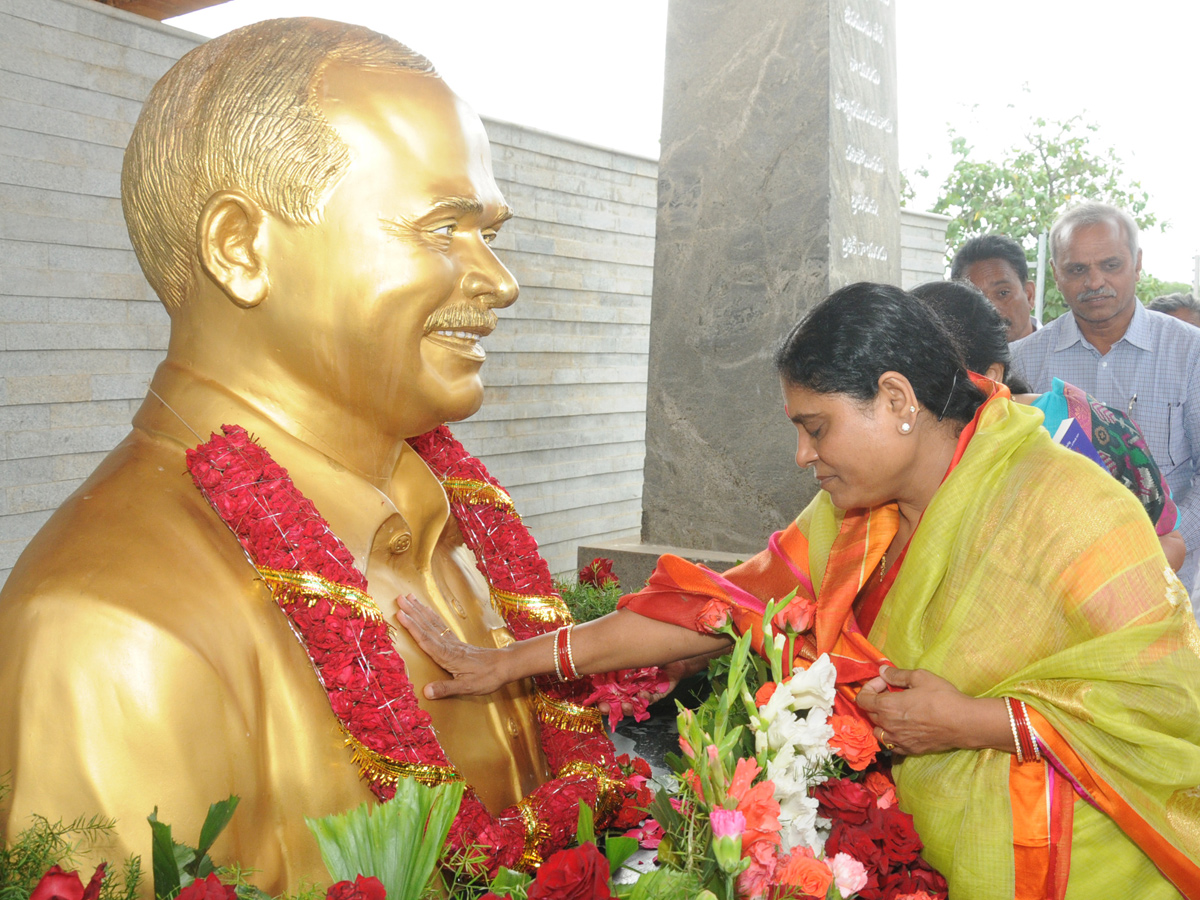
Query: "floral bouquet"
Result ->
[[642, 595, 947, 900]]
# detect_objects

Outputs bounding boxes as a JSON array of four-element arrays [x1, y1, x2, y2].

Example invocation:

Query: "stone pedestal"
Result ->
[[637, 0, 900, 562]]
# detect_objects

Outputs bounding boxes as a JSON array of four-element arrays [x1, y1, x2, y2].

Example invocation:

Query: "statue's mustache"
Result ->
[[424, 305, 498, 335]]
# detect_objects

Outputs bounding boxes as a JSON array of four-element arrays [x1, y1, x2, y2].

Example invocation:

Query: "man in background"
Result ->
[[1011, 201, 1200, 604], [950, 233, 1038, 342], [1149, 292, 1200, 328]]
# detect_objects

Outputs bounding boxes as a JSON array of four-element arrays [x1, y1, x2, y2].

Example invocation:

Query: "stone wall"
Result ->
[[0, 0, 656, 584], [899, 208, 951, 289]]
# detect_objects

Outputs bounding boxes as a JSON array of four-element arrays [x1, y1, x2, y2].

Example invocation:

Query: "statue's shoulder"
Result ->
[[0, 426, 273, 649]]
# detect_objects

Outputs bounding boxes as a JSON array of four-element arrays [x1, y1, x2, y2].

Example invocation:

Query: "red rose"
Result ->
[[579, 558, 618, 588], [527, 843, 615, 900], [825, 821, 882, 875], [884, 858, 946, 896], [814, 777, 875, 825], [30, 864, 106, 900], [324, 875, 386, 900], [878, 805, 923, 865], [176, 873, 237, 900]]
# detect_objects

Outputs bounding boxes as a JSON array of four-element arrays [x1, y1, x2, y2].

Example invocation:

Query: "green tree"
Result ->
[[927, 115, 1164, 320]]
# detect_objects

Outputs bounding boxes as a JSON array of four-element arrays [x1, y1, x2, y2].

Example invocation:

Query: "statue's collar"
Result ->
[[133, 363, 446, 575]]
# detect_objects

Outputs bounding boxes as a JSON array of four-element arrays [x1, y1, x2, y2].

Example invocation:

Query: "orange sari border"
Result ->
[[1027, 707, 1200, 898]]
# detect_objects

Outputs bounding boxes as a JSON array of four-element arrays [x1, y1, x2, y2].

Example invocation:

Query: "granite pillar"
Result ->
[[580, 0, 899, 581], [643, 0, 899, 554]]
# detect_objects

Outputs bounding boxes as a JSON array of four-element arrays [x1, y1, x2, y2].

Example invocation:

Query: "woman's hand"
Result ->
[[855, 666, 1010, 757], [395, 594, 508, 699]]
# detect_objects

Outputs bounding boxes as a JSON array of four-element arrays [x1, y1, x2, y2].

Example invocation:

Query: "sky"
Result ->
[[167, 1, 1200, 284]]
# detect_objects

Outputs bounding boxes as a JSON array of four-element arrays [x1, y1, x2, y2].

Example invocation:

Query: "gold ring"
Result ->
[[439, 628, 451, 637]]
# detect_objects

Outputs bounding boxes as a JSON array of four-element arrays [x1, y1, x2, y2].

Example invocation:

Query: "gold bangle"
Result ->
[[1004, 697, 1024, 764], [552, 626, 565, 682], [1020, 701, 1043, 763], [562, 624, 579, 680]]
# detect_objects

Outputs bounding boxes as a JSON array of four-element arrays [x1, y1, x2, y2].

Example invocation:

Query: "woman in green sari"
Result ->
[[400, 283, 1200, 899]]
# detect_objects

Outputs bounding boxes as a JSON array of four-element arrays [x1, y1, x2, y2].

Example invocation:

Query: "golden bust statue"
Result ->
[[0, 18, 554, 892]]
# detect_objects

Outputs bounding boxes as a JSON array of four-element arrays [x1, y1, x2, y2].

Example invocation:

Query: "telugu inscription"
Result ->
[[851, 193, 879, 216], [845, 143, 885, 173], [848, 55, 881, 85], [841, 235, 889, 261], [830, 0, 897, 284], [843, 6, 885, 45], [834, 94, 893, 133]]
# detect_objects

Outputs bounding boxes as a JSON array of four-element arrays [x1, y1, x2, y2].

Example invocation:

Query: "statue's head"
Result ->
[[122, 18, 518, 438]]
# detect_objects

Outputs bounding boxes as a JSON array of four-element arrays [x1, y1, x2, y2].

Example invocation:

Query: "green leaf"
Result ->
[[575, 800, 595, 846], [306, 779, 464, 900], [603, 836, 637, 875], [196, 797, 239, 863], [646, 789, 682, 834], [146, 809, 181, 900], [623, 866, 706, 900], [488, 867, 532, 894]]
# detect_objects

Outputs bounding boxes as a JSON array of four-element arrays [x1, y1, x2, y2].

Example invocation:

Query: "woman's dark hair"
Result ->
[[774, 282, 986, 425], [910, 280, 1033, 393]]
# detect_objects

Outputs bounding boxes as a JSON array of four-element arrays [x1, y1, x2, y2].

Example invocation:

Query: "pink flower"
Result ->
[[709, 808, 746, 840], [623, 818, 664, 849], [582, 668, 668, 730], [772, 596, 816, 634], [828, 852, 869, 895], [697, 599, 730, 632], [710, 808, 747, 874], [736, 841, 778, 899]]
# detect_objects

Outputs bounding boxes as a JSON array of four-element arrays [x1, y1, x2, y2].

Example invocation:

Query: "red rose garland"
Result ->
[[186, 424, 648, 873]]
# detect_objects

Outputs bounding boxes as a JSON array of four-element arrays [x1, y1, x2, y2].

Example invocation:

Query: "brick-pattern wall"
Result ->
[[0, 0, 190, 582], [0, 0, 657, 584], [455, 122, 656, 576], [900, 209, 951, 289]]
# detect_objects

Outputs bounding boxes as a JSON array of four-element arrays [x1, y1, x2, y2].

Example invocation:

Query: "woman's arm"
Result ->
[[397, 595, 732, 700], [1160, 530, 1186, 572]]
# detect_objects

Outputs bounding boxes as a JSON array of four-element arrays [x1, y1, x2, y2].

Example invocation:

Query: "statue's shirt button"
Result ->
[[388, 532, 412, 555], [507, 717, 520, 738], [450, 597, 467, 617]]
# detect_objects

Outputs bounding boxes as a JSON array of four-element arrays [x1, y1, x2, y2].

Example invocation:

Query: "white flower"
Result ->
[[781, 654, 838, 713], [775, 784, 821, 852], [752, 654, 838, 753]]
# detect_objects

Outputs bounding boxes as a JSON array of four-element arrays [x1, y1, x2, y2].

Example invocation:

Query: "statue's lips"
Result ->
[[424, 328, 489, 360]]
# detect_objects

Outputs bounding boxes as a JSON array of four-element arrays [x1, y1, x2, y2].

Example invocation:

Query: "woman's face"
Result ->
[[782, 379, 913, 510]]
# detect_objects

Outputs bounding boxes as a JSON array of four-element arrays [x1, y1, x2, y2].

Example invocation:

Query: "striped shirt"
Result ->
[[1011, 302, 1200, 596]]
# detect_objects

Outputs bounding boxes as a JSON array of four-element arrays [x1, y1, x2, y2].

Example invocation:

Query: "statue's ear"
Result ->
[[198, 191, 269, 309]]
